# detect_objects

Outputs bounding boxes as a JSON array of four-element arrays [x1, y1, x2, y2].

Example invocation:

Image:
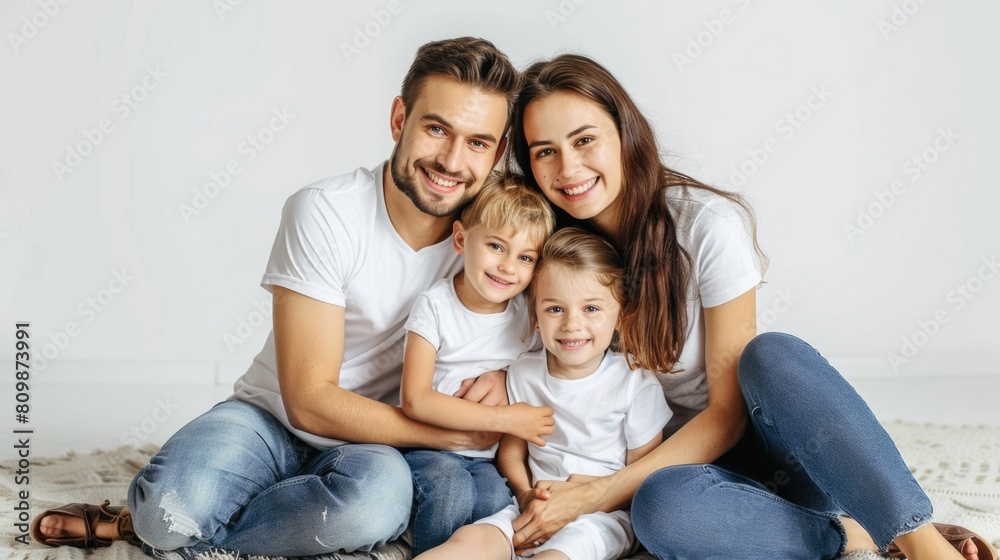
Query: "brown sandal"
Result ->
[[30, 500, 142, 549], [886, 523, 998, 560]]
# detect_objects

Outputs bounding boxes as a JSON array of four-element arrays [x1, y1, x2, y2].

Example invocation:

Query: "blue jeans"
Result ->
[[402, 449, 513, 554], [127, 400, 411, 557], [632, 332, 933, 560]]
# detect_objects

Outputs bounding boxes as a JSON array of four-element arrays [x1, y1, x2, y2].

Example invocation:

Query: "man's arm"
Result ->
[[272, 286, 497, 450]]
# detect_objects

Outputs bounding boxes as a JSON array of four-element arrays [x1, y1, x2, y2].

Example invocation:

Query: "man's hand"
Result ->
[[453, 369, 508, 406]]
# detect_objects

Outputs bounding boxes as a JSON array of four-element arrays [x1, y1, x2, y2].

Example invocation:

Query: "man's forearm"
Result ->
[[286, 382, 485, 449]]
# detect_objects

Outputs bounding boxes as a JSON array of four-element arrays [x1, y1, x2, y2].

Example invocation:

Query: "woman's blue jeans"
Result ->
[[632, 332, 932, 560], [402, 449, 513, 554], [127, 400, 412, 557]]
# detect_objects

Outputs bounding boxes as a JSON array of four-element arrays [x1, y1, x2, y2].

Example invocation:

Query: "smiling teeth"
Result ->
[[563, 178, 597, 196], [486, 273, 511, 285], [560, 339, 588, 348], [427, 170, 458, 188]]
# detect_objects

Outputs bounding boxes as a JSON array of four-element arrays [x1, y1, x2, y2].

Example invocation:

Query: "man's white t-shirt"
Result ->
[[658, 186, 762, 436], [231, 163, 463, 449], [507, 350, 672, 483], [404, 277, 540, 458]]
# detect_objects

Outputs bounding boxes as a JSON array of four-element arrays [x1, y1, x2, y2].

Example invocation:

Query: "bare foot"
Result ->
[[840, 516, 879, 554], [36, 508, 130, 543], [893, 523, 970, 560]]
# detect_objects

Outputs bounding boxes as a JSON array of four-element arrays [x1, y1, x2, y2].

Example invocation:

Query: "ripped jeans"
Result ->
[[127, 400, 411, 557]]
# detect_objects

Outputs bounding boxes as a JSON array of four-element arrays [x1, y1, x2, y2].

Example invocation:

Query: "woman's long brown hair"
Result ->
[[510, 54, 766, 374]]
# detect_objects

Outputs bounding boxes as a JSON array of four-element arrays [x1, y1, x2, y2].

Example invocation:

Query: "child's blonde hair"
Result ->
[[529, 227, 627, 351], [459, 173, 556, 247]]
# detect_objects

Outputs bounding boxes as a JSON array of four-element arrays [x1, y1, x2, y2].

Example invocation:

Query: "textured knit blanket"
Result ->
[[2, 421, 999, 560]]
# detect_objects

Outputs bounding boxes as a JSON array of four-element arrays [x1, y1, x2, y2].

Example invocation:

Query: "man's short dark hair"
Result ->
[[401, 37, 521, 128]]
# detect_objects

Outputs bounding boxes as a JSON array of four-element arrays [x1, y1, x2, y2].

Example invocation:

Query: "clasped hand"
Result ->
[[511, 475, 602, 554]]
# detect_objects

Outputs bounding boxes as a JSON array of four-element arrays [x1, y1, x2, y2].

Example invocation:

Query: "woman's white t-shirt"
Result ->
[[657, 186, 762, 436]]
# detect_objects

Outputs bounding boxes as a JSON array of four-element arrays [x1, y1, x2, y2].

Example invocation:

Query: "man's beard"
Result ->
[[389, 145, 477, 218]]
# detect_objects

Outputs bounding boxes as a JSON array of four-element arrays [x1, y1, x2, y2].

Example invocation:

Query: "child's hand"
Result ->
[[516, 486, 551, 512], [503, 402, 554, 446]]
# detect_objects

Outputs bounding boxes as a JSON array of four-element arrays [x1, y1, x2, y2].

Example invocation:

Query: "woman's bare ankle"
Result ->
[[894, 524, 968, 560], [840, 516, 879, 554]]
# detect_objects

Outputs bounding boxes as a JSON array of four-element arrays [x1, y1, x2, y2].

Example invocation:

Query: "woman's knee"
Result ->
[[737, 332, 817, 393]]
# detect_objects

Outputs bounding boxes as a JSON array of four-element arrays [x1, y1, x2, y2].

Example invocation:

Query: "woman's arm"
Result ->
[[400, 332, 555, 445], [512, 288, 756, 547]]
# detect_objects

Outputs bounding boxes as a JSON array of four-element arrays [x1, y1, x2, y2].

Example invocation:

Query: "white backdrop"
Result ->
[[1, 0, 998, 384]]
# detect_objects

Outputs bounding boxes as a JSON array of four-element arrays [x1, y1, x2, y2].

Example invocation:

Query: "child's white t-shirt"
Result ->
[[231, 164, 463, 449], [659, 186, 762, 436], [507, 349, 672, 483], [404, 277, 540, 458]]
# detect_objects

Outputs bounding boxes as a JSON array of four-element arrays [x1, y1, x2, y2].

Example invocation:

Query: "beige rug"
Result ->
[[2, 421, 999, 560]]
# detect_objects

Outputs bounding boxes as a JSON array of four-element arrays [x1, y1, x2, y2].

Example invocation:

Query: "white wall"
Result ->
[[1, 0, 998, 384]]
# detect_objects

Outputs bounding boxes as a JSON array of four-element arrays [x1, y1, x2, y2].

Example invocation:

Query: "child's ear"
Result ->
[[452, 221, 466, 254]]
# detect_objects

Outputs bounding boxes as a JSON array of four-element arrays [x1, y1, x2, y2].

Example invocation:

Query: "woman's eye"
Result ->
[[577, 136, 593, 146], [535, 148, 554, 158]]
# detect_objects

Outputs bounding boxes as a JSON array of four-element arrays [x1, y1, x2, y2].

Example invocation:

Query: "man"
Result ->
[[31, 37, 521, 556]]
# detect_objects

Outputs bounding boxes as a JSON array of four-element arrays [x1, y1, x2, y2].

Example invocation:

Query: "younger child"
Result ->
[[415, 227, 672, 560], [399, 174, 557, 554]]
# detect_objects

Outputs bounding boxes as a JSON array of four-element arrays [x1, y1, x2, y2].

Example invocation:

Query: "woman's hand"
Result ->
[[511, 478, 602, 554]]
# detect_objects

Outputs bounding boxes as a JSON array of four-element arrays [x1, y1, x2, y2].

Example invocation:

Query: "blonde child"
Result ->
[[415, 227, 672, 560], [399, 174, 557, 554]]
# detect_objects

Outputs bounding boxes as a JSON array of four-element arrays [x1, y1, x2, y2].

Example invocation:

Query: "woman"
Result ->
[[507, 53, 994, 560]]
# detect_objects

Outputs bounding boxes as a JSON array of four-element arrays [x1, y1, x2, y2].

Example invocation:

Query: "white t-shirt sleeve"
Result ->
[[690, 199, 762, 308], [404, 292, 442, 350], [260, 188, 360, 307], [625, 374, 673, 450]]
